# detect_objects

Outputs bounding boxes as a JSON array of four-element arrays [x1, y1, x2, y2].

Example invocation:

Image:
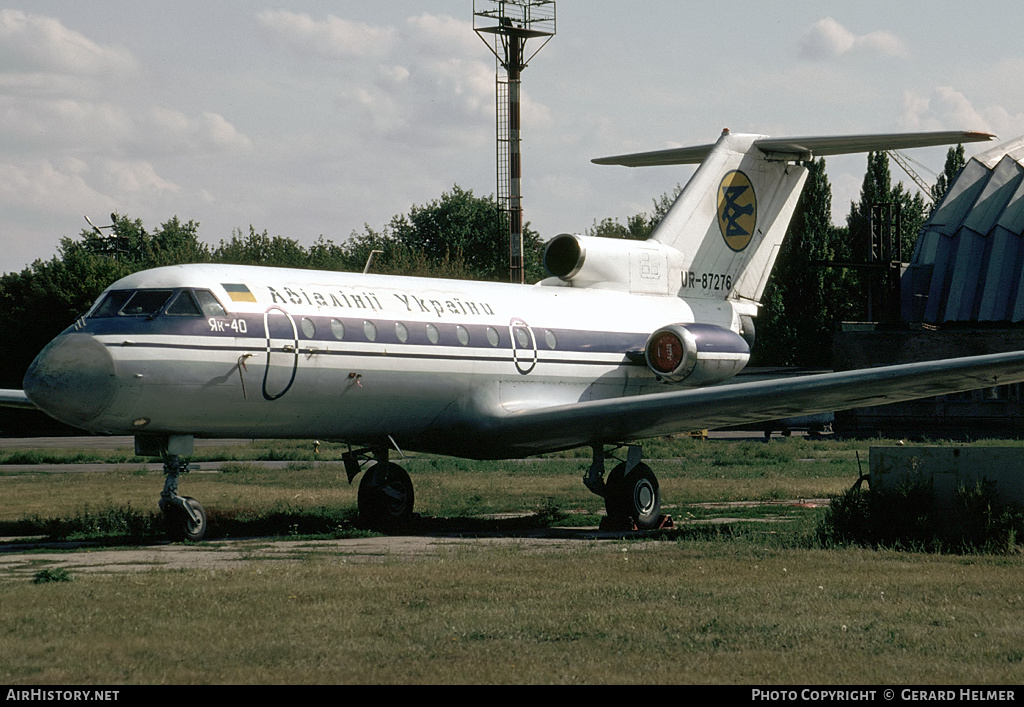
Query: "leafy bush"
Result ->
[[818, 473, 1024, 553], [32, 568, 72, 584]]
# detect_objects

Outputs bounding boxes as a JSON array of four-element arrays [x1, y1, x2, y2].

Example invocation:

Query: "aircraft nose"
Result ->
[[23, 333, 116, 426]]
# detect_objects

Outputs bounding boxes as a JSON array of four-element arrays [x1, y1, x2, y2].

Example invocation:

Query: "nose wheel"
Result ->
[[161, 495, 208, 542]]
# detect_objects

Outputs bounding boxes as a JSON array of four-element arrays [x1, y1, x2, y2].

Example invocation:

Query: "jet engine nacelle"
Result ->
[[543, 233, 683, 293], [644, 323, 750, 385]]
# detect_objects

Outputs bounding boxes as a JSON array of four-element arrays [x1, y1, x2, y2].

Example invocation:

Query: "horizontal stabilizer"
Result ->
[[593, 130, 995, 167]]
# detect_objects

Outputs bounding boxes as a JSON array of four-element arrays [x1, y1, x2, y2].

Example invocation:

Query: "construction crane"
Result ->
[[887, 150, 937, 202]]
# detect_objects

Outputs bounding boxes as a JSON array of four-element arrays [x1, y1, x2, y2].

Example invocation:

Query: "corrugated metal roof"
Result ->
[[902, 136, 1024, 323]]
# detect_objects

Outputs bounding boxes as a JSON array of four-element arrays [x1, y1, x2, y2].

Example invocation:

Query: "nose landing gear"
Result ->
[[138, 434, 209, 542], [159, 455, 208, 542]]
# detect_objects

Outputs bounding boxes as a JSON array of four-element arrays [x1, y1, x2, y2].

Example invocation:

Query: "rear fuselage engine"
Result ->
[[644, 323, 749, 385]]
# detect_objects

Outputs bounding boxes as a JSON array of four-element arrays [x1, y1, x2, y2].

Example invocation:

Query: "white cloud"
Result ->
[[140, 108, 254, 155], [406, 13, 483, 58], [256, 10, 396, 60], [798, 17, 908, 61], [0, 9, 138, 79], [0, 96, 133, 155], [901, 86, 1024, 139], [376, 64, 411, 91], [0, 158, 116, 216], [100, 159, 180, 196]]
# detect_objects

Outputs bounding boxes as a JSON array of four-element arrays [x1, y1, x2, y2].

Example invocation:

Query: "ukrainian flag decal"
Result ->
[[717, 170, 757, 252], [222, 283, 257, 303]]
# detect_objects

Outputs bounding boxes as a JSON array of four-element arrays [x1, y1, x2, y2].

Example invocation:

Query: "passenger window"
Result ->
[[330, 319, 345, 340], [363, 320, 377, 341]]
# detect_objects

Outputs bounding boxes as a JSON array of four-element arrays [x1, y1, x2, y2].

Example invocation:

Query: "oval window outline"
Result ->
[[509, 317, 537, 375], [262, 306, 299, 401]]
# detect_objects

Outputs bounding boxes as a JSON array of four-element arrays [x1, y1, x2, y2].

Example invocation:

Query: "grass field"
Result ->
[[2, 435, 1023, 684]]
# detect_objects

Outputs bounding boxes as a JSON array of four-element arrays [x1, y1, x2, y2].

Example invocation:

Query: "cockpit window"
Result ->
[[164, 291, 203, 316], [121, 290, 174, 316], [89, 289, 173, 317], [90, 290, 133, 318], [194, 290, 227, 316], [89, 288, 226, 318]]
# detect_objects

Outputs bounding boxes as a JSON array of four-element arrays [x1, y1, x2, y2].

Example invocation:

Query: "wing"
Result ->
[[0, 389, 37, 410], [464, 350, 1024, 457]]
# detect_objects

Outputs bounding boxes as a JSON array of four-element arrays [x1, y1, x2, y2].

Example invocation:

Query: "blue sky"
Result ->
[[2, 1, 1023, 274]]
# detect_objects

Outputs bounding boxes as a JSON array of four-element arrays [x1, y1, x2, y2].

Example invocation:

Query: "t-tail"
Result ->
[[543, 128, 994, 304]]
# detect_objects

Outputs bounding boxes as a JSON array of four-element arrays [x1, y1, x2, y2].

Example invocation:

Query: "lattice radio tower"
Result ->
[[474, 1, 555, 283]]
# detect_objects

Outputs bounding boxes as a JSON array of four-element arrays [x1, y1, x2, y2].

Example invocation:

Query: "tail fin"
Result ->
[[593, 129, 994, 304]]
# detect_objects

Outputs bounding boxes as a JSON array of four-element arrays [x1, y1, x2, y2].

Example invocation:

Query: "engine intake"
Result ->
[[543, 233, 683, 294]]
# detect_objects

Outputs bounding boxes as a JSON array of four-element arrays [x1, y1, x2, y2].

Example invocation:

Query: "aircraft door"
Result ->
[[263, 306, 299, 400], [510, 317, 538, 375]]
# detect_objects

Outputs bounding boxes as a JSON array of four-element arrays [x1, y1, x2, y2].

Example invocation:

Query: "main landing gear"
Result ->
[[343, 446, 415, 530], [584, 444, 668, 530]]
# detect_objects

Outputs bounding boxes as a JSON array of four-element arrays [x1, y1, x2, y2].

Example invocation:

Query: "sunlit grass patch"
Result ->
[[3, 544, 1023, 684]]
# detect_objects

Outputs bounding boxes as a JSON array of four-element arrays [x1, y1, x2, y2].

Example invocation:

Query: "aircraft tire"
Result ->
[[358, 462, 415, 530], [164, 497, 208, 542], [604, 462, 660, 530]]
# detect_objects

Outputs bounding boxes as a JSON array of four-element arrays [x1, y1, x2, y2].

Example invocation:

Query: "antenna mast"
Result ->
[[474, 1, 555, 283]]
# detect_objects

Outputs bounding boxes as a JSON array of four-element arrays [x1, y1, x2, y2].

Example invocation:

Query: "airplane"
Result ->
[[5, 127, 1024, 542]]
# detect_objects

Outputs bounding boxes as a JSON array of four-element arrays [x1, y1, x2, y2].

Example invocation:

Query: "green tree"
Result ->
[[753, 159, 856, 366], [930, 144, 966, 205], [586, 184, 683, 241], [374, 185, 544, 282], [844, 152, 929, 321], [80, 214, 208, 267], [212, 226, 310, 268]]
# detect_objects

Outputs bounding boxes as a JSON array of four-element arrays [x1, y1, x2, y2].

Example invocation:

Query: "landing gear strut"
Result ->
[[138, 434, 208, 542], [584, 444, 666, 530]]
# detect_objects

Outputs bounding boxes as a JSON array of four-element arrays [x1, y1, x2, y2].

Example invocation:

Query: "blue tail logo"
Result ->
[[717, 170, 757, 252]]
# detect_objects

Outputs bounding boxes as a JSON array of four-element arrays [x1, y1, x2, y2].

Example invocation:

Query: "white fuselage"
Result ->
[[23, 263, 750, 458]]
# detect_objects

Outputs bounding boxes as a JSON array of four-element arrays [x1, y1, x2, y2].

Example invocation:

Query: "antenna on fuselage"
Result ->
[[474, 0, 555, 284], [363, 249, 384, 274]]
